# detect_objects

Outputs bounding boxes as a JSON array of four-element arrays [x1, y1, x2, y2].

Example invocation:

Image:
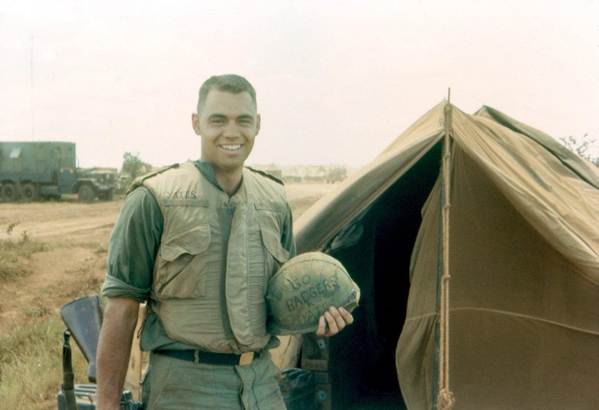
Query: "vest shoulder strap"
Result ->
[[246, 166, 284, 186], [126, 163, 181, 195]]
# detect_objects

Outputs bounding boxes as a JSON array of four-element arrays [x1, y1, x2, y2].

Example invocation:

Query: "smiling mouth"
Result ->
[[221, 144, 242, 151]]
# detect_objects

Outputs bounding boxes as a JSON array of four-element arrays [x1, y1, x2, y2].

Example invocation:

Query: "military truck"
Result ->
[[0, 141, 118, 202], [325, 166, 347, 184]]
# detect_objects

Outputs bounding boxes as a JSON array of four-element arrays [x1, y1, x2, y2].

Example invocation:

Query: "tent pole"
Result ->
[[437, 102, 455, 410]]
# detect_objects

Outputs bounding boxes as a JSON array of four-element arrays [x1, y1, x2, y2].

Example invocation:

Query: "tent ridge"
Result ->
[[473, 105, 599, 189]]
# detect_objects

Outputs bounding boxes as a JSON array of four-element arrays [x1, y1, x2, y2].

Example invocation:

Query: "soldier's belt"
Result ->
[[154, 349, 257, 366]]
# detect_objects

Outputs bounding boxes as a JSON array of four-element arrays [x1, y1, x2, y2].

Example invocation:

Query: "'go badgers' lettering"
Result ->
[[285, 274, 339, 312]]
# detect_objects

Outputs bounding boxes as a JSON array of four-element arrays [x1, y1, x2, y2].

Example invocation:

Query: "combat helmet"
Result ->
[[266, 252, 360, 335]]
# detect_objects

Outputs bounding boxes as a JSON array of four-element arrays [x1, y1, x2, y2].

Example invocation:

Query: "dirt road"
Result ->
[[0, 200, 121, 243]]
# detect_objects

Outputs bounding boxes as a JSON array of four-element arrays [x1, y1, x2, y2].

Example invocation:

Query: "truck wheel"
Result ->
[[1, 183, 17, 202], [20, 183, 38, 202], [78, 184, 95, 202]]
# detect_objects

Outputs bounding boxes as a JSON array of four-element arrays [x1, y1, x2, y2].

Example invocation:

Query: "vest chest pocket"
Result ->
[[260, 225, 290, 279], [155, 224, 211, 299], [261, 226, 289, 262], [249, 205, 289, 280]]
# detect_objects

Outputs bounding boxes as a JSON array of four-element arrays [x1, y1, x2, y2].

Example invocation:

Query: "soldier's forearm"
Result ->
[[96, 297, 139, 410]]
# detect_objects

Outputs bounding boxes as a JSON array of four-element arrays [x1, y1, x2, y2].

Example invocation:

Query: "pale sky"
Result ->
[[1, 0, 597, 169]]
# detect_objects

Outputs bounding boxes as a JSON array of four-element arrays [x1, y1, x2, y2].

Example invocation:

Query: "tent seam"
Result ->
[[450, 307, 599, 336]]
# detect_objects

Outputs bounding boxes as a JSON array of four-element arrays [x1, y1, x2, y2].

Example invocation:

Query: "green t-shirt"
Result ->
[[101, 160, 296, 351]]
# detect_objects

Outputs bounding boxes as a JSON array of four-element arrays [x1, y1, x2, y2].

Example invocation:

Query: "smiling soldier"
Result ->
[[96, 74, 354, 410]]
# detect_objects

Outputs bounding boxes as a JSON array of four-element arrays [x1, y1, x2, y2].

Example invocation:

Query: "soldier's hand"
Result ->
[[315, 306, 353, 337]]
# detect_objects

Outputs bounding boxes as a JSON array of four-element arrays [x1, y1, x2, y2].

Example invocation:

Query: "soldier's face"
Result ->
[[192, 90, 260, 174]]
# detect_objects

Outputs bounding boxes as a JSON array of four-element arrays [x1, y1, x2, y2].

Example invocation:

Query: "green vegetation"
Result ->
[[0, 231, 48, 281], [0, 316, 88, 410], [121, 152, 149, 179], [48, 239, 109, 254], [559, 134, 599, 166], [0, 230, 91, 408], [120, 152, 151, 192]]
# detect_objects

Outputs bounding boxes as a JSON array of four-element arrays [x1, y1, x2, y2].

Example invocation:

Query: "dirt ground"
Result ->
[[0, 183, 336, 339]]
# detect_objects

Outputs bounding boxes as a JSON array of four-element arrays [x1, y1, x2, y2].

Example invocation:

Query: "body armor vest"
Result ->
[[141, 161, 289, 353]]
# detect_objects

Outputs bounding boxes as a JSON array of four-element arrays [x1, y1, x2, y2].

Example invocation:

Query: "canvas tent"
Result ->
[[292, 101, 599, 409]]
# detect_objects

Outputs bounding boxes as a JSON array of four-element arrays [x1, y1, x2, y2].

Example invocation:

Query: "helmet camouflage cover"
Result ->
[[266, 252, 360, 335]]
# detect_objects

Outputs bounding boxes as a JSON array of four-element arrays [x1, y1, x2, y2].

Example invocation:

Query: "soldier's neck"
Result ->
[[215, 169, 243, 197]]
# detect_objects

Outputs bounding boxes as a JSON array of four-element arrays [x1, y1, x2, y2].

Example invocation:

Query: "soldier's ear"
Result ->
[[192, 113, 201, 135], [255, 114, 261, 136]]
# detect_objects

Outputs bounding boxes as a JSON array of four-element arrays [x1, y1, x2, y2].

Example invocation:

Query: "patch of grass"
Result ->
[[43, 273, 104, 301], [0, 232, 49, 281], [61, 277, 104, 300], [23, 303, 53, 319], [50, 240, 109, 254], [0, 256, 28, 281], [0, 316, 89, 409], [6, 221, 20, 235]]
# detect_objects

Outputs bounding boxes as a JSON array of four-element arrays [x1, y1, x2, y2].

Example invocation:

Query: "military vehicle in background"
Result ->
[[325, 166, 347, 183], [0, 141, 118, 202]]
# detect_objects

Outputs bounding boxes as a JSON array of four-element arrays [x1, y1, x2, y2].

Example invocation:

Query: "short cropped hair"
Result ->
[[197, 74, 257, 113]]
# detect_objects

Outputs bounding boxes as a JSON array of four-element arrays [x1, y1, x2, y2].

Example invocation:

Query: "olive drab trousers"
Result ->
[[141, 351, 286, 409]]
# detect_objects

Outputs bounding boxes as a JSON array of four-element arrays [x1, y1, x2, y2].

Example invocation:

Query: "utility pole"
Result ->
[[31, 36, 35, 140]]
